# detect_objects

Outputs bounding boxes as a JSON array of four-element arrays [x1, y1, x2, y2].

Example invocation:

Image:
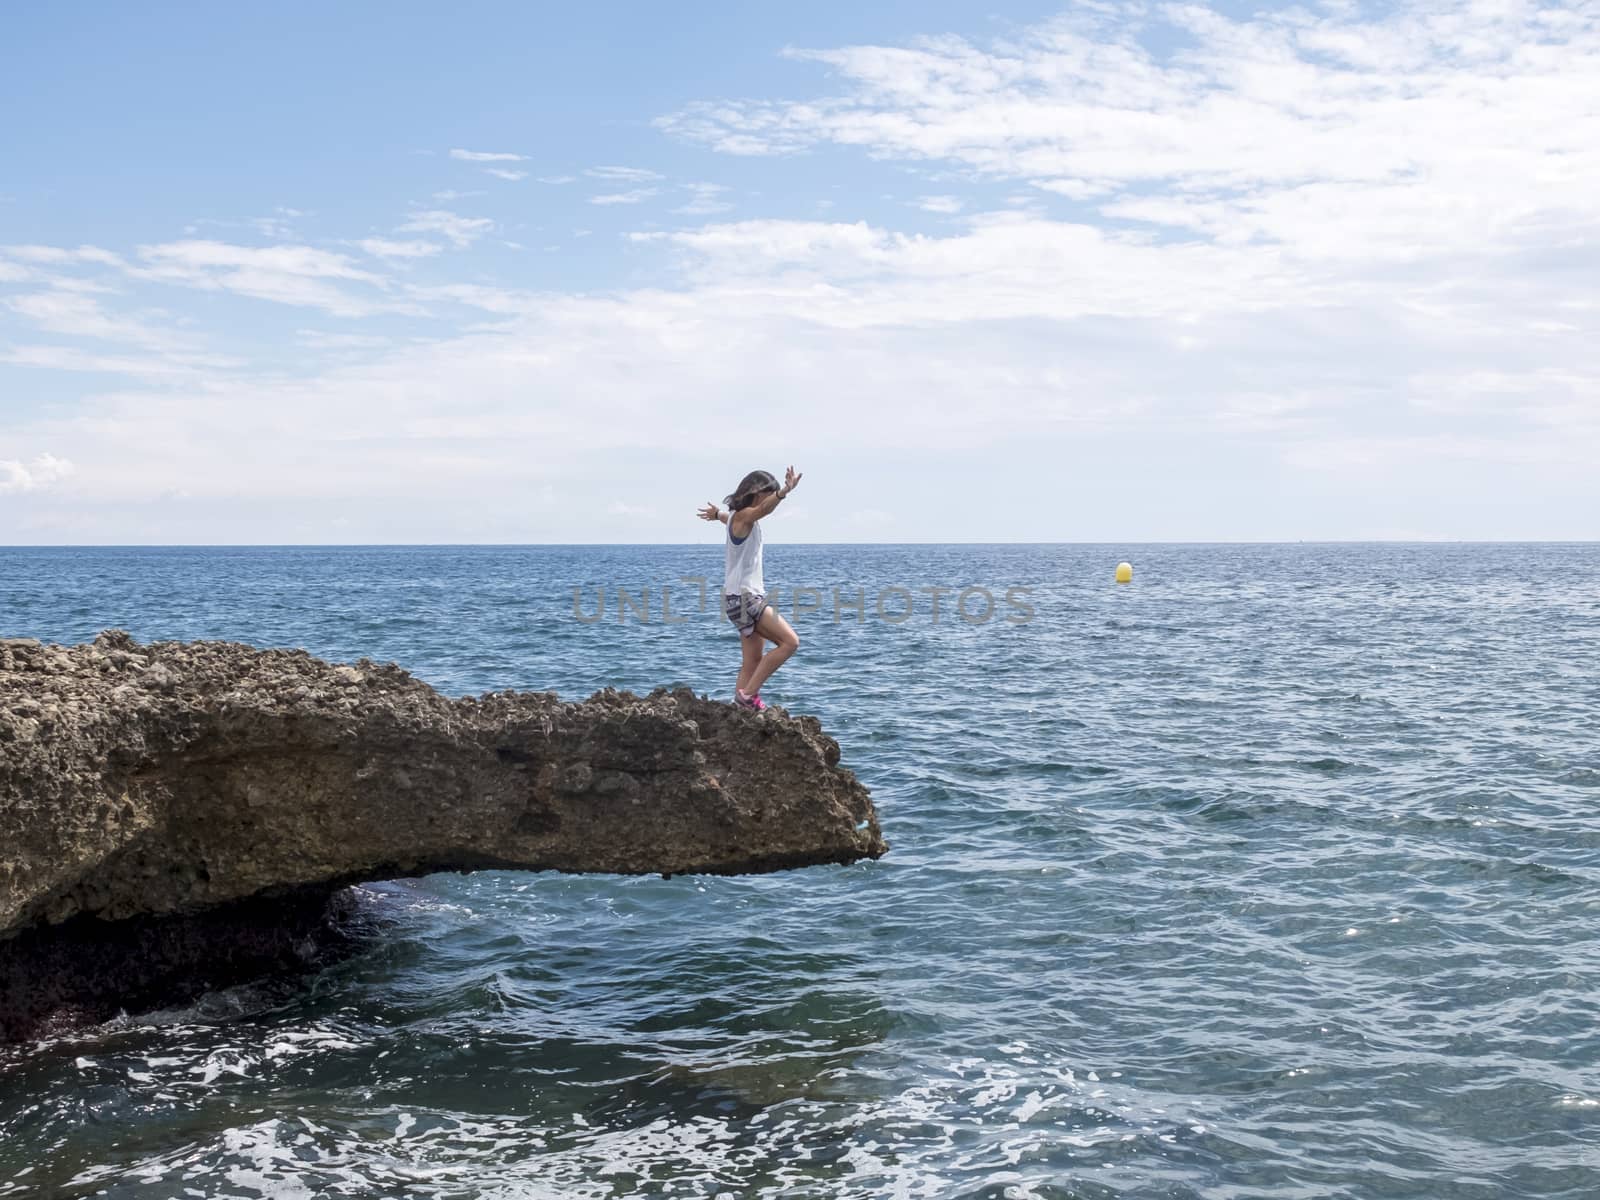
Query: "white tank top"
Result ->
[[724, 517, 765, 596]]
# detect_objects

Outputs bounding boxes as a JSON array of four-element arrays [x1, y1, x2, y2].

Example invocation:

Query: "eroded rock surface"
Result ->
[[1, 630, 885, 935], [0, 631, 885, 1039]]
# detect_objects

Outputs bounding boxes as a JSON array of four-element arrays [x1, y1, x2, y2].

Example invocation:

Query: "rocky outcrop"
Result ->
[[0, 631, 885, 1039]]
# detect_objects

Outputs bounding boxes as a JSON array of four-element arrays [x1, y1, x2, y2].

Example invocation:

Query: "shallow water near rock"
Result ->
[[2, 542, 1598, 1198]]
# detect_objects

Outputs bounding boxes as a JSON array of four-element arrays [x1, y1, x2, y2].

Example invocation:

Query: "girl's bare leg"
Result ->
[[745, 606, 799, 695], [736, 626, 764, 695]]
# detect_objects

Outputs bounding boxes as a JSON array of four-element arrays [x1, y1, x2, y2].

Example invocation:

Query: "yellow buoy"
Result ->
[[1115, 561, 1133, 584]]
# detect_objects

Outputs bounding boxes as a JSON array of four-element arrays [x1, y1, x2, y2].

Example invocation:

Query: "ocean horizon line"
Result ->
[[3, 540, 1600, 553], [3, 539, 1600, 551]]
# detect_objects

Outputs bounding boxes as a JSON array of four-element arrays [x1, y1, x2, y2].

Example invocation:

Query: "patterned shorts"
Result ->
[[724, 591, 768, 638]]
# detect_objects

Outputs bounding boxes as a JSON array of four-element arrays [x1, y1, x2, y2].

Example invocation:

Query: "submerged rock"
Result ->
[[0, 631, 886, 1040]]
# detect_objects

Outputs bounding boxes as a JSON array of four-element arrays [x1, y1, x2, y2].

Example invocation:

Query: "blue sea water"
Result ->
[[1, 542, 1598, 1199]]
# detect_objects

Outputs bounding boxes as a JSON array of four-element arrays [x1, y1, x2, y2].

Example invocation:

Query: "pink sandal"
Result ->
[[734, 687, 767, 711]]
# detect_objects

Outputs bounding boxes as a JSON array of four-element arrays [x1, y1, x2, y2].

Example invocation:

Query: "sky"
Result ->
[[2, 0, 1597, 544]]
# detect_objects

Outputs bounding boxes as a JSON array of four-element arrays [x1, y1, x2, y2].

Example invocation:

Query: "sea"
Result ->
[[1, 543, 1597, 1199]]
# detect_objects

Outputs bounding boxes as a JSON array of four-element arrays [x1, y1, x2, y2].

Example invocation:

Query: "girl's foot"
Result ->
[[734, 687, 766, 711]]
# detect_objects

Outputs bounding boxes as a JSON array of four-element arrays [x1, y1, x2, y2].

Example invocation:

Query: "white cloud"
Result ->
[[5, 3, 1599, 540], [0, 453, 75, 494], [0, 345, 208, 377], [397, 209, 495, 247], [3, 289, 186, 349], [658, 4, 1600, 272], [2, 240, 407, 320], [128, 239, 396, 316], [485, 168, 528, 181], [6, 213, 1595, 538], [251, 211, 300, 239], [655, 100, 821, 157], [450, 148, 525, 162], [629, 214, 1317, 329], [608, 500, 656, 518], [676, 183, 733, 215], [136, 240, 378, 280], [590, 189, 658, 206], [358, 237, 443, 259], [176, 211, 308, 240], [536, 175, 577, 185], [410, 282, 543, 314], [586, 166, 664, 183], [295, 329, 394, 351], [2, 244, 125, 268]]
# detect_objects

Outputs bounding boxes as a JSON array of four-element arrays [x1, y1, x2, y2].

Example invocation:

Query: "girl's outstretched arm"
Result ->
[[747, 465, 802, 520], [697, 501, 730, 524]]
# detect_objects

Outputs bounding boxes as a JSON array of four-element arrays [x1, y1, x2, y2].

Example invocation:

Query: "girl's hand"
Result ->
[[698, 501, 721, 522], [783, 466, 802, 494]]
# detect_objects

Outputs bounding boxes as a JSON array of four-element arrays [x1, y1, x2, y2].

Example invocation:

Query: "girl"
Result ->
[[697, 466, 802, 710]]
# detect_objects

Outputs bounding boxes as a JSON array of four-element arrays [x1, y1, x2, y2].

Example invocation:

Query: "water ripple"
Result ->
[[2, 543, 1598, 1197]]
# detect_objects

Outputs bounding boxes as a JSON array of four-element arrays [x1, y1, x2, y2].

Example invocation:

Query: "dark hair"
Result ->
[[724, 469, 779, 512]]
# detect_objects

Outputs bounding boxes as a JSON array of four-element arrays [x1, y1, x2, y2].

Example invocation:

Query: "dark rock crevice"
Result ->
[[0, 884, 368, 1044]]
